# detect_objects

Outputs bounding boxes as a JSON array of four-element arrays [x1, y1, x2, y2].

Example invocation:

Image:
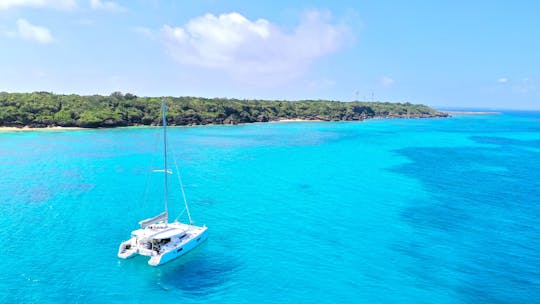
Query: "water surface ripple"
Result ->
[[0, 112, 539, 303]]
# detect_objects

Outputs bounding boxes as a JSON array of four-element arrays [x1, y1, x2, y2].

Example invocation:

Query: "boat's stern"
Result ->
[[118, 239, 138, 259]]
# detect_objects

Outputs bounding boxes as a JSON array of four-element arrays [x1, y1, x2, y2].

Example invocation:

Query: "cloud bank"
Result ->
[[0, 0, 76, 10], [162, 11, 350, 84]]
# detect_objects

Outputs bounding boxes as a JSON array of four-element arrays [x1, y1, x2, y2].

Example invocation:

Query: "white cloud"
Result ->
[[0, 0, 76, 10], [162, 11, 350, 85], [380, 76, 395, 87], [89, 0, 126, 12], [16, 19, 53, 44], [497, 77, 508, 83]]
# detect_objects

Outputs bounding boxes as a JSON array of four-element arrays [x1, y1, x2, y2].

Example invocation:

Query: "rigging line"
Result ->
[[174, 208, 186, 223], [172, 150, 193, 225], [141, 131, 160, 209]]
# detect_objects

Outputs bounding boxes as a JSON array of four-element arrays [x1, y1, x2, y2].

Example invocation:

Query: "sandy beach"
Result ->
[[0, 126, 84, 132]]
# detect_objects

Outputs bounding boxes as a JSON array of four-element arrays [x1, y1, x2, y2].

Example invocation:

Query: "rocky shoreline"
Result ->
[[0, 112, 449, 130]]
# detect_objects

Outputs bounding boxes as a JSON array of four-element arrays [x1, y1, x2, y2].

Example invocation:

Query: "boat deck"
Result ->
[[126, 222, 206, 257]]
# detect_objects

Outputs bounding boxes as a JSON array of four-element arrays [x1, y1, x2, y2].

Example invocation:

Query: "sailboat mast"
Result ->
[[162, 100, 169, 221]]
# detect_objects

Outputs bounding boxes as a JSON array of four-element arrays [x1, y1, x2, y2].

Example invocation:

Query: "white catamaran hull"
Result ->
[[118, 225, 208, 266], [118, 240, 138, 259], [149, 227, 208, 266]]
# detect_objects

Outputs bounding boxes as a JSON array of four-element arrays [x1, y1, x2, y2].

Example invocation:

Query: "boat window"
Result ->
[[177, 248, 183, 253]]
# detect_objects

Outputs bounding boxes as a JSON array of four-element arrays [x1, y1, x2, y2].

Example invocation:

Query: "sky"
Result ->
[[0, 0, 539, 109]]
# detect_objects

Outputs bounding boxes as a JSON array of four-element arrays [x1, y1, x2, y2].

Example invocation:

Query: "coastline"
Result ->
[[271, 118, 324, 123], [0, 114, 447, 132], [441, 110, 501, 115]]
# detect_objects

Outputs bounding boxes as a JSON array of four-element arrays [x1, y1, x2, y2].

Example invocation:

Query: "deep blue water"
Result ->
[[1, 112, 539, 303]]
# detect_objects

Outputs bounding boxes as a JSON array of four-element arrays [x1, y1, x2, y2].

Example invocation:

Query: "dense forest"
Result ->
[[0, 92, 447, 128]]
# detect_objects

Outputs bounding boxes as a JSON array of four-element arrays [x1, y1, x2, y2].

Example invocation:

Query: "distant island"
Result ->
[[0, 92, 448, 128]]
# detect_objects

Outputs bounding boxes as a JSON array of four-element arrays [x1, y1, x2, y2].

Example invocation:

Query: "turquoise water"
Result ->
[[1, 112, 539, 303]]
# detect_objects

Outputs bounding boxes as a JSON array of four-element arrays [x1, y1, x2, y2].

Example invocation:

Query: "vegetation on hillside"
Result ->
[[0, 92, 447, 128]]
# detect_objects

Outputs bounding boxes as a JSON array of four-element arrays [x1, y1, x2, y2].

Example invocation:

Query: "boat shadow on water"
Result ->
[[152, 243, 242, 297]]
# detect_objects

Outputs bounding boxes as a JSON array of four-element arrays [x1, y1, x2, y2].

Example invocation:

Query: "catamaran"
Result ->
[[118, 101, 208, 266]]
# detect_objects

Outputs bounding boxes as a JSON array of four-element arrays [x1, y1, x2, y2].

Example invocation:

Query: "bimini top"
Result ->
[[149, 227, 187, 241]]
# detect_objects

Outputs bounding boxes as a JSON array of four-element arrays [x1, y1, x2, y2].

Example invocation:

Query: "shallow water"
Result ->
[[1, 112, 539, 303]]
